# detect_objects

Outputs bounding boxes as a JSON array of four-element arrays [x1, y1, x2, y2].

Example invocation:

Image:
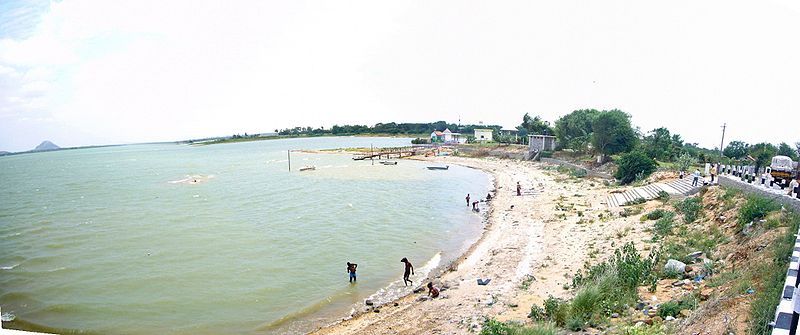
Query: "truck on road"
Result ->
[[768, 155, 799, 187]]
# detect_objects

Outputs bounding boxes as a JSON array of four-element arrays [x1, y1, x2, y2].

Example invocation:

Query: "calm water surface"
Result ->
[[0, 137, 490, 334]]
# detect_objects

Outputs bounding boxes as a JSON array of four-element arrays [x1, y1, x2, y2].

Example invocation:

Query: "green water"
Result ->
[[0, 137, 490, 334]]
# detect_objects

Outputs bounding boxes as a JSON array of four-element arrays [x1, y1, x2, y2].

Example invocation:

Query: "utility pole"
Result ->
[[719, 123, 726, 161], [288, 150, 291, 171]]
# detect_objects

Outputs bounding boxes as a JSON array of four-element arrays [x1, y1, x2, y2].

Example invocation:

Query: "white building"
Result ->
[[430, 128, 467, 144], [474, 129, 494, 142]]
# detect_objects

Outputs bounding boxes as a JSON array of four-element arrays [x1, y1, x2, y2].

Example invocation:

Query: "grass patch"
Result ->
[[481, 319, 556, 335], [737, 196, 781, 230], [653, 212, 677, 237], [674, 197, 702, 223], [657, 294, 698, 318], [749, 212, 800, 335]]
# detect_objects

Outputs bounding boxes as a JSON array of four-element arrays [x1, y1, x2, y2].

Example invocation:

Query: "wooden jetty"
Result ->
[[352, 146, 420, 160]]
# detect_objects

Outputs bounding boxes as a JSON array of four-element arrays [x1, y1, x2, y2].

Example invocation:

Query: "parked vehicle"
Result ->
[[767, 156, 798, 187]]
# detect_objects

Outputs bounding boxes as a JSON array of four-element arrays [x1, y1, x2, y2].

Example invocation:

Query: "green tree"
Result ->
[[777, 142, 798, 160], [749, 142, 778, 174], [615, 151, 658, 184], [675, 153, 697, 172], [641, 127, 674, 161], [723, 141, 749, 160], [591, 110, 637, 160], [519, 113, 553, 136], [554, 109, 600, 151]]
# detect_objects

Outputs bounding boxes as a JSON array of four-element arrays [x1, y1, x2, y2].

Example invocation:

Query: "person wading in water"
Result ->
[[401, 258, 414, 286], [347, 262, 358, 283]]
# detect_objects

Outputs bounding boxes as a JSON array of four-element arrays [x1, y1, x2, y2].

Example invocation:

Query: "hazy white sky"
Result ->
[[0, 0, 798, 152]]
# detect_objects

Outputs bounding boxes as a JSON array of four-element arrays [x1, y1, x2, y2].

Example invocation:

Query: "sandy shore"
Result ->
[[310, 156, 653, 335]]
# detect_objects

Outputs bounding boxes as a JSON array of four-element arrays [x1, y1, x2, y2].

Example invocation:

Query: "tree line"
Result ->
[[513, 109, 797, 184], [275, 121, 501, 137]]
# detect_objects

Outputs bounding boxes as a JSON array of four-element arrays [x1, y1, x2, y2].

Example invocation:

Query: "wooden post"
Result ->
[[288, 150, 291, 171]]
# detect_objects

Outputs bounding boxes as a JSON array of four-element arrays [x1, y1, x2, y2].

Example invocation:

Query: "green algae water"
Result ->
[[0, 137, 490, 334]]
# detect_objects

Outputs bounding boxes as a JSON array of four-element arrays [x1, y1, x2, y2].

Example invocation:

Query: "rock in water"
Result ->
[[365, 300, 373, 306], [33, 140, 60, 152]]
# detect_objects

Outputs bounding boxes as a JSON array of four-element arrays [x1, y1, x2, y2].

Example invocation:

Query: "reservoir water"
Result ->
[[0, 137, 491, 334]]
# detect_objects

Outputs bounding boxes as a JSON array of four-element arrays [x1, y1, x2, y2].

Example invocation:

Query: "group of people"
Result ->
[[345, 257, 439, 298], [466, 192, 493, 212], [680, 164, 719, 187]]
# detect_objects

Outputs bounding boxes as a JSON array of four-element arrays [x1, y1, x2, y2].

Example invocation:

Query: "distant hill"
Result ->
[[0, 151, 9, 156], [33, 141, 60, 152]]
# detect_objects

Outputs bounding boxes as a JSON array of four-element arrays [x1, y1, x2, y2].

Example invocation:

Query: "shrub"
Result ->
[[543, 296, 569, 326], [570, 242, 658, 323], [656, 300, 681, 318], [480, 319, 557, 335], [566, 317, 585, 331], [654, 214, 676, 236], [571, 286, 601, 320], [529, 305, 546, 321], [738, 196, 781, 229], [657, 295, 698, 318], [615, 151, 658, 185], [675, 197, 702, 223], [656, 190, 670, 203], [644, 209, 672, 221], [411, 137, 429, 144]]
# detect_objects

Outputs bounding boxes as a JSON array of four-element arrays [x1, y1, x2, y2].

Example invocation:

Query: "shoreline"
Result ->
[[309, 155, 653, 334], [303, 156, 500, 333]]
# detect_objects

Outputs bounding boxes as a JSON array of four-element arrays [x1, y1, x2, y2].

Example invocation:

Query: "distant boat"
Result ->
[[299, 166, 316, 171], [380, 161, 398, 165], [426, 165, 449, 170]]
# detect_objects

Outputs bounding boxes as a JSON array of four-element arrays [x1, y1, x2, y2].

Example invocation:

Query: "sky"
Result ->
[[0, 0, 798, 152]]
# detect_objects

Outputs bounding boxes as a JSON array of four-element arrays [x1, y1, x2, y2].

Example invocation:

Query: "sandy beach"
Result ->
[[311, 156, 654, 335]]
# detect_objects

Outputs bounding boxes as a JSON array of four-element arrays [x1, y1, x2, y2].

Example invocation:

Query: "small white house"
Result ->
[[431, 128, 467, 144], [474, 129, 493, 142]]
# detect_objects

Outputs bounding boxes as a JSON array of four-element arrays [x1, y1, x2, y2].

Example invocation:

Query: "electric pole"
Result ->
[[719, 123, 726, 161]]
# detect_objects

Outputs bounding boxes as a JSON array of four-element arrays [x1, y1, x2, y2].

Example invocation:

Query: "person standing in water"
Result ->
[[516, 182, 521, 196], [401, 258, 414, 286], [347, 262, 358, 283], [465, 194, 470, 207]]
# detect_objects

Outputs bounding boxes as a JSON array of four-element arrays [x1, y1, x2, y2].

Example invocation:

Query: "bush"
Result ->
[[644, 209, 672, 221], [738, 196, 781, 229], [656, 190, 670, 203], [657, 295, 698, 318], [529, 305, 546, 321], [569, 242, 658, 323], [656, 300, 681, 318], [543, 296, 569, 326], [411, 137, 429, 144], [654, 214, 676, 236], [675, 197, 702, 223], [615, 151, 658, 185], [571, 286, 601, 321], [480, 319, 556, 335]]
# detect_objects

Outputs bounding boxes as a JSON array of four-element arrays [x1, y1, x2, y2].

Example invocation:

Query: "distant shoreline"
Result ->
[[0, 135, 419, 157]]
